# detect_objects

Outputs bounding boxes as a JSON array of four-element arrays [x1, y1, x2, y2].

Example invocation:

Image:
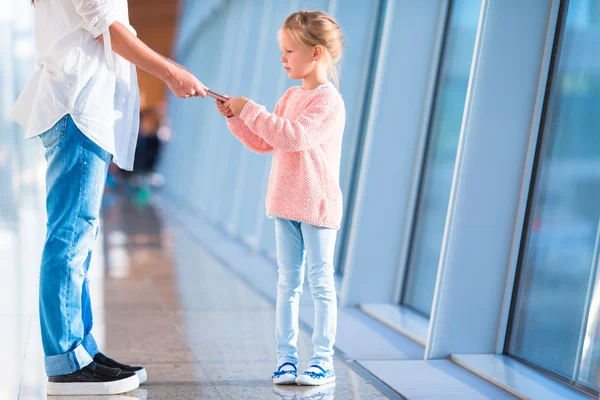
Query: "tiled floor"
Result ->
[[0, 157, 525, 400], [160, 197, 520, 400], [0, 183, 391, 399]]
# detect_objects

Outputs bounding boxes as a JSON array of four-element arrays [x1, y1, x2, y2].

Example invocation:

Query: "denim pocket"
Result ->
[[40, 115, 68, 149]]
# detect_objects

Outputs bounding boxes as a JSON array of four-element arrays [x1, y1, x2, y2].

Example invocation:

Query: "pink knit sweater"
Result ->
[[227, 83, 346, 229]]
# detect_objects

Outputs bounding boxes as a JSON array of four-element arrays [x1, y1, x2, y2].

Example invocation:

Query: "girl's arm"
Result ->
[[220, 91, 292, 154], [227, 117, 273, 154], [236, 93, 343, 152]]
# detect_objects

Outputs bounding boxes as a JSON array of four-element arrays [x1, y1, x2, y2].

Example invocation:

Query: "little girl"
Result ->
[[216, 11, 345, 386]]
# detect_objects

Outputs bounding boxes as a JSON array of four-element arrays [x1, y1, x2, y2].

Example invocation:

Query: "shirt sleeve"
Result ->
[[72, 0, 118, 38]]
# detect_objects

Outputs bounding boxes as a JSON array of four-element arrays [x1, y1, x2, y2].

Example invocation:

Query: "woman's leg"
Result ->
[[39, 115, 111, 377]]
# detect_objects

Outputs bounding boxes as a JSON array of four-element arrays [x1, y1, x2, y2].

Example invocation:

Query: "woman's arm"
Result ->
[[100, 21, 206, 99], [71, 0, 206, 98]]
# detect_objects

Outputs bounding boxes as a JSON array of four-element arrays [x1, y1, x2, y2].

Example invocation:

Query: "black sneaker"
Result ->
[[47, 361, 139, 396], [94, 352, 148, 384]]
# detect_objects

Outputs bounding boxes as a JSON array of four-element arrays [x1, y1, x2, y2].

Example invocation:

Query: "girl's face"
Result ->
[[279, 29, 315, 80]]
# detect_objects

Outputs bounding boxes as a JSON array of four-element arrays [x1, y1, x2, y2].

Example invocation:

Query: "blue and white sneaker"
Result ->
[[295, 365, 335, 386], [272, 362, 298, 385]]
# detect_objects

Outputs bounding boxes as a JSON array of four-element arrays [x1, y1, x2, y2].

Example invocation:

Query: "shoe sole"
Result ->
[[47, 374, 139, 396], [296, 376, 336, 386], [136, 368, 148, 384]]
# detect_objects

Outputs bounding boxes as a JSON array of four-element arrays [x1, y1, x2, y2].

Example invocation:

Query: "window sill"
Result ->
[[359, 304, 428, 346], [451, 354, 593, 400]]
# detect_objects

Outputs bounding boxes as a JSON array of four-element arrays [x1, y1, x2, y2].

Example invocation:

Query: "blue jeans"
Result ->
[[274, 218, 338, 369], [39, 115, 111, 376]]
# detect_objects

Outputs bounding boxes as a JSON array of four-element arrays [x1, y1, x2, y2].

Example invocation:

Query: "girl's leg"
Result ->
[[301, 223, 337, 369], [274, 219, 305, 366]]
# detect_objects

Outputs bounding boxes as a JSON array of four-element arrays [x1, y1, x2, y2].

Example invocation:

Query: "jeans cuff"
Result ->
[[308, 359, 334, 370], [44, 343, 93, 377], [82, 333, 99, 358], [277, 357, 299, 367]]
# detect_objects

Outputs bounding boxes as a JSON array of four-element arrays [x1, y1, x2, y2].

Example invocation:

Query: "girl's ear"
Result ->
[[313, 45, 324, 61]]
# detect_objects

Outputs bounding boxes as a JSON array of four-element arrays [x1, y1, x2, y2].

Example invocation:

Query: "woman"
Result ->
[[9, 0, 206, 396]]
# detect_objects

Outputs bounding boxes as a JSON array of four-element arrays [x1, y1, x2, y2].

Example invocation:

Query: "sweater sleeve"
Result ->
[[239, 92, 341, 152], [225, 90, 293, 154], [226, 116, 273, 154]]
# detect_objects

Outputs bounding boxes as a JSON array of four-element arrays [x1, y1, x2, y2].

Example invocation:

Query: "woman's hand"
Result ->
[[165, 64, 207, 99], [216, 97, 234, 118], [226, 97, 249, 116]]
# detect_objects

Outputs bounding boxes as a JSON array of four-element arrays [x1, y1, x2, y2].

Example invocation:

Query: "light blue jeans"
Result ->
[[274, 218, 338, 369], [39, 115, 111, 376]]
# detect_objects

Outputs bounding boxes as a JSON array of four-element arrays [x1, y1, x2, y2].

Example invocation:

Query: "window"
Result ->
[[333, 1, 382, 274], [508, 0, 600, 394], [401, 0, 481, 316]]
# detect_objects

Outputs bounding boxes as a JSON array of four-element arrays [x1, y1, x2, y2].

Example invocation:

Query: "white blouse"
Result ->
[[9, 0, 140, 170]]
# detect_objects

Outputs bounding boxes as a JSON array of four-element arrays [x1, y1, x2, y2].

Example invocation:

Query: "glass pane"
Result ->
[[333, 0, 382, 275], [401, 0, 481, 316], [508, 0, 600, 392]]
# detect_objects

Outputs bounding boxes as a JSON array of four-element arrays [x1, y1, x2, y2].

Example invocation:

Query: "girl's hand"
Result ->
[[216, 96, 234, 118], [226, 97, 249, 116]]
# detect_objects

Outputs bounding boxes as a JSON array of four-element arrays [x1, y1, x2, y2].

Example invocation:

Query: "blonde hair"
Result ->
[[279, 11, 344, 89]]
